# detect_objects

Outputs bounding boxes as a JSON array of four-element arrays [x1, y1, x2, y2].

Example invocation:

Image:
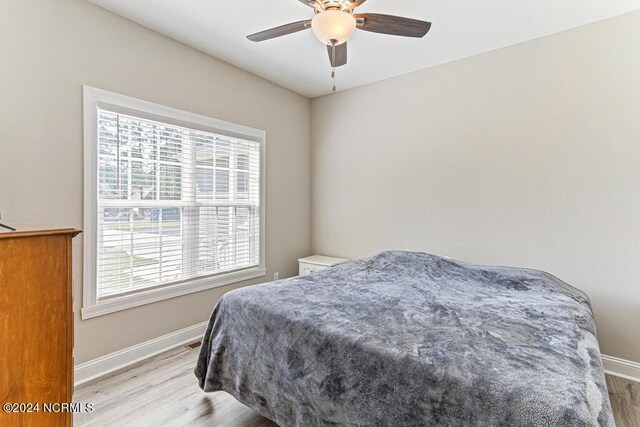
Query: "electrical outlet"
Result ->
[[273, 272, 279, 281]]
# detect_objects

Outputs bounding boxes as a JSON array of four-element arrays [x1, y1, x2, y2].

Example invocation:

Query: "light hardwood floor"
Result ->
[[607, 374, 640, 427], [75, 345, 640, 426], [74, 346, 276, 427]]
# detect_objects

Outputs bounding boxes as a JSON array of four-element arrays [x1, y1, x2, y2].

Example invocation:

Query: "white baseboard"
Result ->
[[74, 321, 208, 386], [75, 325, 639, 387], [602, 354, 640, 383]]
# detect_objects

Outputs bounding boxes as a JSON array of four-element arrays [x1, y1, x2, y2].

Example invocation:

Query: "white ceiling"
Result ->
[[88, 0, 640, 98]]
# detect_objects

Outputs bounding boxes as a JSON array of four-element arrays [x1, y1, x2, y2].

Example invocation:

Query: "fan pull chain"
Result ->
[[330, 40, 337, 93], [332, 68, 336, 93]]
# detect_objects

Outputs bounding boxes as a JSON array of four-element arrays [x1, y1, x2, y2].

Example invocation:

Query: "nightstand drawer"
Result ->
[[298, 255, 350, 276], [299, 262, 328, 276]]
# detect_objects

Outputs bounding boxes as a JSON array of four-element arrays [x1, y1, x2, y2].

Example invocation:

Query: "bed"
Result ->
[[195, 251, 614, 426]]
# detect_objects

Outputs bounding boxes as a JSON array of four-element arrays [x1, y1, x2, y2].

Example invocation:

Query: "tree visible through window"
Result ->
[[96, 109, 261, 299]]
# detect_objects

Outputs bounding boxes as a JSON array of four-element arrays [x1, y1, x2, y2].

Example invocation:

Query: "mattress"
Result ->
[[195, 251, 613, 426]]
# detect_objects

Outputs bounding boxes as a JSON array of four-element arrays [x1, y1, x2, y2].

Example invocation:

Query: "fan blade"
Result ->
[[327, 43, 347, 67], [346, 0, 367, 11], [247, 20, 312, 42], [354, 13, 431, 38], [297, 0, 316, 7]]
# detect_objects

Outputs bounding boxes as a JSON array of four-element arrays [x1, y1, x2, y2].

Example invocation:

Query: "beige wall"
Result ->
[[311, 11, 640, 363], [0, 0, 311, 363]]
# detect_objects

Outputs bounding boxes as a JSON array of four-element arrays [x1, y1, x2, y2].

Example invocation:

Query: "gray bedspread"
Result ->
[[195, 251, 613, 426]]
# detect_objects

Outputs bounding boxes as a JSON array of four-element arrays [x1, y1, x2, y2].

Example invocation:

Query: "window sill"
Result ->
[[81, 267, 266, 320]]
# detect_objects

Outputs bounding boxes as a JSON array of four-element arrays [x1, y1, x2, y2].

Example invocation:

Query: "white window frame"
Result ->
[[82, 86, 266, 319]]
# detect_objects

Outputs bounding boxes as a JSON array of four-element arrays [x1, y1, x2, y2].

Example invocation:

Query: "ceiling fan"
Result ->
[[247, 0, 432, 89]]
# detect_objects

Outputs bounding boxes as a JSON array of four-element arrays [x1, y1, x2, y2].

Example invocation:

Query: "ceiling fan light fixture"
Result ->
[[311, 10, 356, 45]]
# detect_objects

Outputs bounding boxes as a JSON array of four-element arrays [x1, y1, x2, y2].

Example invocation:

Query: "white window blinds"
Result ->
[[96, 108, 261, 299]]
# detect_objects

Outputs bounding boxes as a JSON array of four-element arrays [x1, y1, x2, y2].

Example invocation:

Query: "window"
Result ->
[[83, 87, 265, 319]]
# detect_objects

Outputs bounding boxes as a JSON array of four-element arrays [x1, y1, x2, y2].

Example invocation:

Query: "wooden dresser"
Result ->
[[0, 227, 81, 427]]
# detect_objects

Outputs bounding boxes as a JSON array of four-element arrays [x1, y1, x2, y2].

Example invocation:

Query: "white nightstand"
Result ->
[[298, 255, 350, 276]]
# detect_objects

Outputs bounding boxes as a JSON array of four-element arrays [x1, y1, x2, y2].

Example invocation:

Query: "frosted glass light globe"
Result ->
[[311, 10, 356, 45]]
